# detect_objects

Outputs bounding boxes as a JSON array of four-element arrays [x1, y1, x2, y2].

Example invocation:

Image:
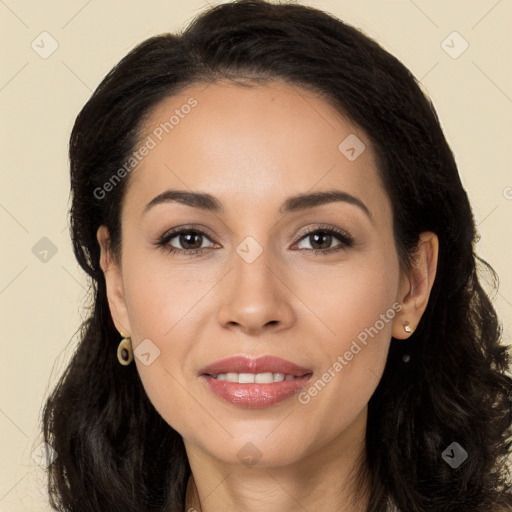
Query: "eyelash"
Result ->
[[155, 224, 355, 257]]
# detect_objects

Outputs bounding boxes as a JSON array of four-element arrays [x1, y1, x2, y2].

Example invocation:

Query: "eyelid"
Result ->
[[295, 224, 353, 242], [158, 224, 217, 241]]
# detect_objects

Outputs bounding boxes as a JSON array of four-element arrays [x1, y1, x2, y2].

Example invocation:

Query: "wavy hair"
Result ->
[[42, 1, 512, 510]]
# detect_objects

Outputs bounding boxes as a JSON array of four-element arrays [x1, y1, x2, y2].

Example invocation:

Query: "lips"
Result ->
[[199, 355, 312, 378], [198, 355, 313, 408]]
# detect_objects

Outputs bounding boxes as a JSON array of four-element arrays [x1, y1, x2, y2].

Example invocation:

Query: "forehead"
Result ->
[[124, 79, 389, 221]]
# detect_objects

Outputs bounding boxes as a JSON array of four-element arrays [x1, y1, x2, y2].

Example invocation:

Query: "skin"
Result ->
[[97, 80, 438, 512]]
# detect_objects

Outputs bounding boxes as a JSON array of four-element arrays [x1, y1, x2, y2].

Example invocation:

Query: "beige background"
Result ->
[[1, 0, 511, 509]]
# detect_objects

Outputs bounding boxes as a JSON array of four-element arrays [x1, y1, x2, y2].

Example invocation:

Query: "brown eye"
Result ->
[[174, 231, 205, 250], [157, 227, 217, 255], [295, 228, 354, 253], [308, 232, 335, 250]]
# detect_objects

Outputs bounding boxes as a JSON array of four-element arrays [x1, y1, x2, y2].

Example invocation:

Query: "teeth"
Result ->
[[213, 372, 296, 383], [239, 372, 255, 383]]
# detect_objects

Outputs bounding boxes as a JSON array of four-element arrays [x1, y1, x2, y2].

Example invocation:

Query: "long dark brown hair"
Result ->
[[42, 1, 512, 510]]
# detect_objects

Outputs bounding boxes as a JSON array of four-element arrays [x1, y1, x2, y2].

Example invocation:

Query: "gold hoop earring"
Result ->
[[117, 334, 133, 365], [402, 321, 413, 333]]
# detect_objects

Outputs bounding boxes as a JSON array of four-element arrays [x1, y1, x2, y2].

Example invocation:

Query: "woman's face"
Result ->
[[100, 79, 414, 467]]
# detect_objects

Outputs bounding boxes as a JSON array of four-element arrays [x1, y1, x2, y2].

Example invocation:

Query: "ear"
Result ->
[[96, 225, 131, 336], [392, 231, 439, 340]]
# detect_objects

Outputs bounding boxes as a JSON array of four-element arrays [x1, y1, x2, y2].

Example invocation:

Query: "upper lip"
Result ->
[[199, 355, 312, 377]]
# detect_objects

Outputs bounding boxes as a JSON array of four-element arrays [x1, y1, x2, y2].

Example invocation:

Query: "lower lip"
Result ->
[[201, 374, 312, 408]]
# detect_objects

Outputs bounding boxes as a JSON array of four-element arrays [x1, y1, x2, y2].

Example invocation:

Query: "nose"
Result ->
[[217, 244, 295, 335]]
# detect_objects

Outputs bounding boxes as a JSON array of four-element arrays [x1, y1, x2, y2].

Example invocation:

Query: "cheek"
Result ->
[[293, 253, 400, 438], [119, 247, 222, 430], [292, 248, 400, 347], [121, 242, 210, 337], [120, 258, 205, 434]]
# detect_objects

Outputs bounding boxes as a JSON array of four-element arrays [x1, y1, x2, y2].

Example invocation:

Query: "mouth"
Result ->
[[198, 355, 313, 408]]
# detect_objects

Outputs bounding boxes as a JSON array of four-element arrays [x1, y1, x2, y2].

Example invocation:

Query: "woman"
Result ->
[[42, 1, 512, 510]]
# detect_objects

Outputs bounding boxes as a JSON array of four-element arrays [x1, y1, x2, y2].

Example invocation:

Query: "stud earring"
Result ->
[[117, 332, 133, 365], [402, 321, 413, 334]]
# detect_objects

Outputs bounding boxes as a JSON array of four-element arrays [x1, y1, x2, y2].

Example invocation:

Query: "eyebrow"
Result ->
[[143, 189, 372, 220]]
